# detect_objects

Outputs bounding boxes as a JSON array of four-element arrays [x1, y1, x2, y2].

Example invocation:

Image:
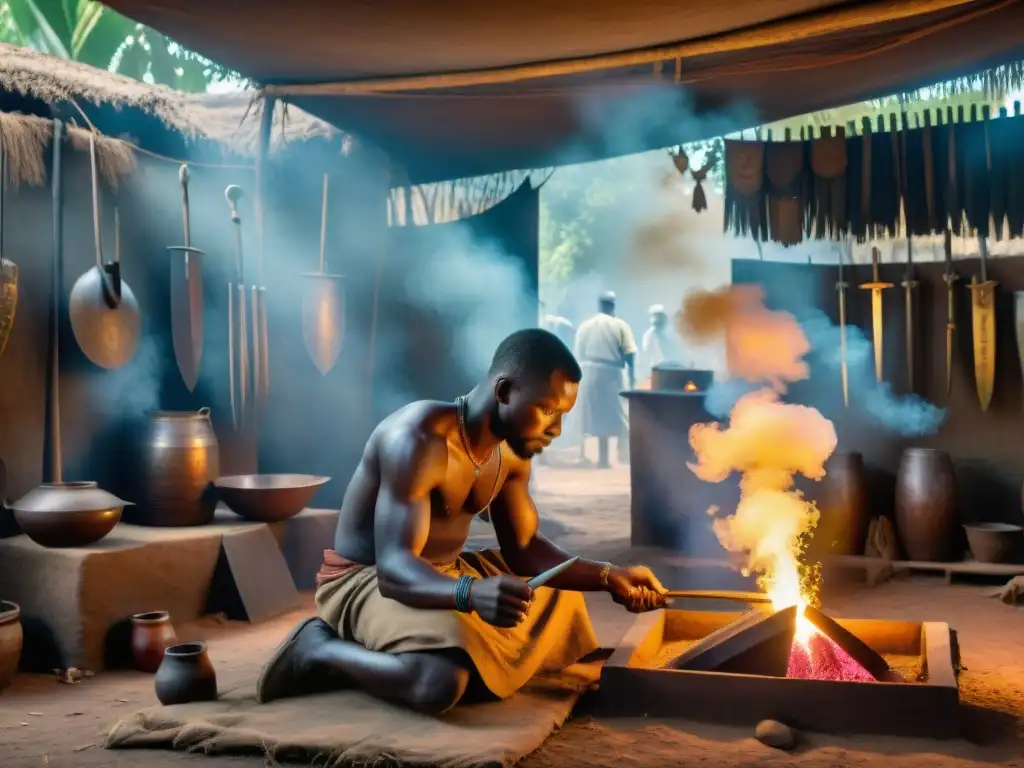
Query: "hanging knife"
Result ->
[[860, 247, 893, 383], [942, 230, 958, 399], [166, 164, 205, 392], [902, 238, 918, 393], [968, 106, 997, 412], [835, 240, 850, 407]]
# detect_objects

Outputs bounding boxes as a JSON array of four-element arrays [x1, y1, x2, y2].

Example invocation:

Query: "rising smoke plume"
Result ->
[[680, 286, 835, 605], [678, 286, 946, 437]]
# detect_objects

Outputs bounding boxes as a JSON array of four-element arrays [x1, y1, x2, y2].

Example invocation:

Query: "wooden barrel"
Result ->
[[815, 452, 870, 556], [895, 448, 957, 562]]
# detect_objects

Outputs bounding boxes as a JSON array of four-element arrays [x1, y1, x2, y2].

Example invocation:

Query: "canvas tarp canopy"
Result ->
[[102, 0, 1024, 183]]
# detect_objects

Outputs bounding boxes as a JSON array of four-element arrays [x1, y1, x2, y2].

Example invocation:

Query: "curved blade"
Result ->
[[527, 556, 578, 589], [168, 247, 204, 392], [302, 275, 346, 376], [970, 278, 998, 412]]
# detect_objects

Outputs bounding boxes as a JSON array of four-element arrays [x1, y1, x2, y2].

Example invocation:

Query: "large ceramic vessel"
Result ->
[[895, 448, 957, 562], [137, 408, 220, 527], [815, 452, 870, 556]]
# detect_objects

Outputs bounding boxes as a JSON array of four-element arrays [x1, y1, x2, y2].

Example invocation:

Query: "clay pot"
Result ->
[[963, 523, 1024, 564], [0, 601, 22, 691], [137, 409, 220, 527], [130, 611, 178, 674], [895, 448, 957, 562], [154, 642, 217, 705], [9, 482, 127, 547], [815, 452, 870, 556]]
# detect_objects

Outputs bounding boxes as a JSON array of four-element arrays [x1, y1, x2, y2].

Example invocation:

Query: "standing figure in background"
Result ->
[[641, 304, 683, 382], [574, 291, 636, 468], [540, 310, 579, 459]]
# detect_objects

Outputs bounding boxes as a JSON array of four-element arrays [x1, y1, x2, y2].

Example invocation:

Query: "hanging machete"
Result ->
[[968, 107, 997, 412], [859, 247, 893, 383]]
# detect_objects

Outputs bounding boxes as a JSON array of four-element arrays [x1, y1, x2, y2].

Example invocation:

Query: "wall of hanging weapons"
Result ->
[[724, 102, 1024, 416]]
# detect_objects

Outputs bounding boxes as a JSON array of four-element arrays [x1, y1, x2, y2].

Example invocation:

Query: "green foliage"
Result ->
[[0, 0, 241, 92]]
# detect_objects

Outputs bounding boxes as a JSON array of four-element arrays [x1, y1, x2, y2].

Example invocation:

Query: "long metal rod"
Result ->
[[49, 120, 64, 483], [664, 589, 773, 604]]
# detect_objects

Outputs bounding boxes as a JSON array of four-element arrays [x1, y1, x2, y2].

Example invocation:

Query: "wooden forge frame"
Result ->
[[598, 608, 960, 738]]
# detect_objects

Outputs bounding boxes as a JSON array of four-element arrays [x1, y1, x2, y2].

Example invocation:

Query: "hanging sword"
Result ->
[[942, 230, 958, 399], [835, 240, 850, 407], [969, 107, 997, 412], [901, 237, 918, 393], [859, 247, 893, 383]]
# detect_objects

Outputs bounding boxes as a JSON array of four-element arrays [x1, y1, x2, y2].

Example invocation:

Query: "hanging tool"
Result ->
[[859, 247, 893, 383], [252, 97, 275, 417], [664, 589, 773, 605], [302, 172, 346, 375], [0, 128, 18, 360], [67, 132, 140, 370], [835, 240, 850, 407], [225, 184, 251, 432], [901, 238, 919, 393], [898, 114, 918, 393], [942, 231, 959, 399], [969, 107, 997, 412], [166, 164, 206, 392]]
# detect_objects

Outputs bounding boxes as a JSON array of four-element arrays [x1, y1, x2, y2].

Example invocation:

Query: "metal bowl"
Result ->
[[9, 481, 127, 548], [215, 474, 330, 523], [964, 522, 1024, 564]]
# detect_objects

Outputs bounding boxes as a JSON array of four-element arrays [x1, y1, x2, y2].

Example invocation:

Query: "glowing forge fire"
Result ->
[[688, 389, 834, 650], [678, 286, 872, 681]]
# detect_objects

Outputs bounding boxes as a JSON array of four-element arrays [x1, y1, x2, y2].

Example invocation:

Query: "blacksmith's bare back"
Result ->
[[333, 400, 506, 566]]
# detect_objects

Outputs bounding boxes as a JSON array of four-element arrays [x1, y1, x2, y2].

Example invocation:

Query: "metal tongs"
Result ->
[[224, 184, 253, 432]]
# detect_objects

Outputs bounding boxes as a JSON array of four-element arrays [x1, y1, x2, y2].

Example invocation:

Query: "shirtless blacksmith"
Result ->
[[257, 328, 667, 714]]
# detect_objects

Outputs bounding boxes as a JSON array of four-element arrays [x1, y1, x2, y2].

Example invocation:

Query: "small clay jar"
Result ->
[[130, 611, 178, 674], [154, 642, 217, 706]]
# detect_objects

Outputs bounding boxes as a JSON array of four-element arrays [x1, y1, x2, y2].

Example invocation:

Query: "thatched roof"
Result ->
[[0, 43, 340, 157]]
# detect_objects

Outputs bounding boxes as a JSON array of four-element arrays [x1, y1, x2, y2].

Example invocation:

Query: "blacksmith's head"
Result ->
[[488, 329, 581, 459]]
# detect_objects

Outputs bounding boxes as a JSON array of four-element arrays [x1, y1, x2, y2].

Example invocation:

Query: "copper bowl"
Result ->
[[9, 481, 128, 547], [215, 474, 329, 523]]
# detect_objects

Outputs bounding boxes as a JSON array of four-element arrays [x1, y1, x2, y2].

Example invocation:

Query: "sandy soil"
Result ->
[[2, 465, 1023, 768]]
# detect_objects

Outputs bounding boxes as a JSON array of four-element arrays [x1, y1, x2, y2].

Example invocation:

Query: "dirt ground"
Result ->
[[2, 465, 1024, 767]]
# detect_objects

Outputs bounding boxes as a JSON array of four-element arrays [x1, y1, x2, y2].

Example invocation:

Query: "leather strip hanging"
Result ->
[[988, 112, 1012, 240], [902, 126, 930, 236], [691, 156, 715, 214], [845, 131, 865, 242], [960, 113, 990, 238], [1007, 112, 1024, 238], [724, 140, 767, 241], [930, 117, 951, 233], [809, 128, 847, 240], [869, 125, 900, 238], [765, 140, 807, 246]]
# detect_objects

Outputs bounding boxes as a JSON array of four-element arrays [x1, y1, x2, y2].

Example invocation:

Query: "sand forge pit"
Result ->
[[598, 606, 959, 738]]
